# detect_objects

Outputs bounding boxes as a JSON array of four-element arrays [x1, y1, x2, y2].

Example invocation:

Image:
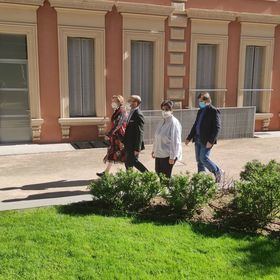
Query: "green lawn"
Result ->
[[0, 203, 279, 280]]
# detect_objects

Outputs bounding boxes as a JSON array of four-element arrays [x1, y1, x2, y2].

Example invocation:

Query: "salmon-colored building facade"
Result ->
[[0, 0, 279, 144]]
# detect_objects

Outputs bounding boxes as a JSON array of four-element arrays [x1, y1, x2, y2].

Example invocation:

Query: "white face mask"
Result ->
[[111, 102, 119, 110], [162, 111, 172, 119], [125, 103, 131, 111]]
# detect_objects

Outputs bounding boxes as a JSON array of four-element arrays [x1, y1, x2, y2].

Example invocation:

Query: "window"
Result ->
[[0, 34, 31, 142], [189, 19, 229, 108], [243, 46, 264, 112], [237, 22, 274, 116], [68, 37, 95, 117], [122, 14, 165, 110], [131, 40, 154, 110], [196, 43, 217, 106]]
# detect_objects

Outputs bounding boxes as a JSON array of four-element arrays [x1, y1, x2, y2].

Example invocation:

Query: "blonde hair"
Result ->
[[112, 95, 124, 105]]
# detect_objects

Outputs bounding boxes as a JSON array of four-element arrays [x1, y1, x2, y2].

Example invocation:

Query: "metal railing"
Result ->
[[142, 107, 256, 144]]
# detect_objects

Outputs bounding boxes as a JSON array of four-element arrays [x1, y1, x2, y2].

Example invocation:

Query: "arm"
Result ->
[[186, 112, 199, 141], [112, 111, 127, 136], [208, 109, 221, 144], [170, 120, 182, 160], [134, 113, 145, 152]]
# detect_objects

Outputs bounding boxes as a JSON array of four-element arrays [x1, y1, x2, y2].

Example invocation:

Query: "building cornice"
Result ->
[[186, 8, 236, 21], [237, 12, 280, 24], [116, 1, 174, 16], [186, 8, 280, 25], [0, 0, 44, 5], [49, 0, 115, 11]]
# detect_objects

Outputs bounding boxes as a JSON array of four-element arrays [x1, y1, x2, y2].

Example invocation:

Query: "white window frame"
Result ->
[[0, 2, 43, 141], [122, 13, 165, 110], [237, 22, 275, 114], [54, 8, 109, 138], [189, 19, 229, 108]]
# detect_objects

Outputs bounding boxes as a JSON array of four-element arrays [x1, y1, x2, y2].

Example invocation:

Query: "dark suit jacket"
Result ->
[[187, 104, 221, 145], [123, 108, 145, 152]]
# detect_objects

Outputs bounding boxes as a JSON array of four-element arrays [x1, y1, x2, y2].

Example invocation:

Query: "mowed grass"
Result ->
[[0, 204, 279, 280]]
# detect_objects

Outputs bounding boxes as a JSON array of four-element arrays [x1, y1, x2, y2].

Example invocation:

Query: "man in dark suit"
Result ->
[[185, 92, 224, 183], [123, 95, 148, 172]]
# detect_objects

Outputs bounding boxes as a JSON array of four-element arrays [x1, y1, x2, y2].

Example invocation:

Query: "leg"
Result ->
[[195, 141, 206, 172], [161, 157, 175, 178], [133, 153, 148, 173], [105, 162, 113, 173], [199, 145, 220, 175], [125, 150, 134, 170], [155, 157, 161, 175]]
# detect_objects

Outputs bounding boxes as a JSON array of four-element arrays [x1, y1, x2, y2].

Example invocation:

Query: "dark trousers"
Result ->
[[125, 150, 148, 173], [155, 157, 176, 178]]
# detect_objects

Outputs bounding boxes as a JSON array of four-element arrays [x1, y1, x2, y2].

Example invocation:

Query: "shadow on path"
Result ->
[[0, 179, 93, 191]]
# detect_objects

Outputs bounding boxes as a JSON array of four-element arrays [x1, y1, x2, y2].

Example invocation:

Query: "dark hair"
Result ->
[[197, 92, 211, 102], [161, 100, 174, 110]]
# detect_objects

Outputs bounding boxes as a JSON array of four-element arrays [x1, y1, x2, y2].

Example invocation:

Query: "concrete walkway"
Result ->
[[0, 137, 279, 211]]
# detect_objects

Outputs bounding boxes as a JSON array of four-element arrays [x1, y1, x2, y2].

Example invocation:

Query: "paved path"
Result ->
[[0, 137, 279, 211]]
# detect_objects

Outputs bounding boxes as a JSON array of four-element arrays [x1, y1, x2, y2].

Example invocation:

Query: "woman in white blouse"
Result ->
[[152, 100, 182, 178]]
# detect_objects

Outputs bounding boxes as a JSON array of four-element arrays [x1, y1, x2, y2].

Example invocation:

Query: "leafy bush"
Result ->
[[90, 169, 162, 211], [162, 172, 217, 215], [234, 160, 280, 226]]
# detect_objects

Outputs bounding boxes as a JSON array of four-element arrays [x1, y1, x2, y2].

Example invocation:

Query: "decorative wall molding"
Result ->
[[56, 8, 106, 27], [186, 8, 280, 25], [49, 0, 114, 11], [238, 12, 280, 24], [116, 1, 174, 16], [31, 118, 44, 141], [122, 13, 166, 32], [186, 8, 236, 21], [0, 2, 38, 23], [58, 117, 109, 139], [0, 0, 43, 6], [255, 113, 274, 131]]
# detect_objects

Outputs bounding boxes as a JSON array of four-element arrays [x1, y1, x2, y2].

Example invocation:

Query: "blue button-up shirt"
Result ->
[[195, 107, 207, 136]]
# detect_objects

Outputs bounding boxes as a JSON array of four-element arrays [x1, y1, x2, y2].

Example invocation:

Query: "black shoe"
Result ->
[[96, 171, 105, 178]]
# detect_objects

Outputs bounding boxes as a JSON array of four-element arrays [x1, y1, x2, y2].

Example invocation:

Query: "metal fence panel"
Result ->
[[142, 107, 255, 144]]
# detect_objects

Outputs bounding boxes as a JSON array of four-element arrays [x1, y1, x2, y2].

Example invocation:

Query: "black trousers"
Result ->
[[155, 157, 176, 178], [125, 150, 148, 173]]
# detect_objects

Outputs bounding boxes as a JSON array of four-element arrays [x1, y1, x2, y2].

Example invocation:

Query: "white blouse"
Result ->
[[152, 115, 182, 160]]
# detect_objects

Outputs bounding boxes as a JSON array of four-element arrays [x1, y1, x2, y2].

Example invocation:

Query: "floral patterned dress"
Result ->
[[103, 106, 127, 163]]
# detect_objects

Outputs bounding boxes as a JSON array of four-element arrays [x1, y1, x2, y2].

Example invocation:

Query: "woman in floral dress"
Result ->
[[96, 95, 127, 177]]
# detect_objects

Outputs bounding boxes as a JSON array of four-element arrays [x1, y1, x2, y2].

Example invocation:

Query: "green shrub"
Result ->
[[234, 160, 280, 226], [89, 169, 162, 211], [162, 172, 217, 216]]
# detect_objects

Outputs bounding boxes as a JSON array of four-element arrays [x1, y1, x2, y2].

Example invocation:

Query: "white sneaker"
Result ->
[[215, 169, 225, 183]]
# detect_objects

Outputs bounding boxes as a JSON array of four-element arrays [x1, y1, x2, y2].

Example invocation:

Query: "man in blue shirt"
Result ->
[[185, 92, 224, 183]]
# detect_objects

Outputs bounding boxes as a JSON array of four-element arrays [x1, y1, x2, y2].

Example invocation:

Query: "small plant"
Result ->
[[89, 169, 162, 212], [234, 160, 280, 226], [162, 172, 217, 216]]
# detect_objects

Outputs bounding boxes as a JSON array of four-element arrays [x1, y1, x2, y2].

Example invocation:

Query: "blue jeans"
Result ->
[[195, 139, 220, 175]]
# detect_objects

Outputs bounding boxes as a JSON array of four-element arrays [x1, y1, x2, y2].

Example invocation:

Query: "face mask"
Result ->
[[111, 102, 118, 110], [162, 111, 172, 118], [199, 101, 206, 109], [125, 103, 131, 111]]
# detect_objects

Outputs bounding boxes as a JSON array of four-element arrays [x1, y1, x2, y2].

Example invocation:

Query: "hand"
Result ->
[[206, 142, 213, 149], [185, 139, 190, 146], [151, 152, 155, 159], [119, 142, 124, 149], [169, 159, 175, 165], [134, 151, 140, 156], [104, 135, 109, 141]]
